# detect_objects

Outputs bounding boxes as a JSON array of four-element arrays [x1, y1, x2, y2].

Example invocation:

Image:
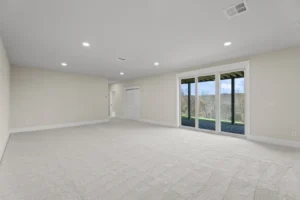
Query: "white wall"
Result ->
[[250, 47, 300, 141], [0, 38, 10, 161], [110, 73, 177, 127], [11, 67, 109, 130], [111, 46, 300, 142]]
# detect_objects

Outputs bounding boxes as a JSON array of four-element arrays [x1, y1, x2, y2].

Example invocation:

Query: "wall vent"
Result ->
[[224, 1, 248, 19]]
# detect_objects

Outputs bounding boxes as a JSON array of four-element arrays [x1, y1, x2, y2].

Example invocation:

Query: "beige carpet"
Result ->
[[0, 118, 299, 200]]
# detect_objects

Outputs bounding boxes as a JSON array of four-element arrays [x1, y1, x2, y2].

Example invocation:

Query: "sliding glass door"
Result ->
[[181, 78, 195, 128], [197, 75, 216, 131], [220, 71, 245, 134], [178, 62, 248, 136]]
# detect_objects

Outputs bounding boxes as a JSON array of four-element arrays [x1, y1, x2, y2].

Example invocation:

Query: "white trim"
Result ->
[[115, 116, 177, 128], [176, 60, 250, 138], [195, 77, 199, 129], [138, 119, 178, 128], [0, 134, 10, 164], [115, 115, 127, 119], [248, 135, 300, 148], [177, 78, 182, 127], [215, 73, 221, 132], [110, 91, 116, 118], [176, 61, 250, 79], [124, 86, 140, 90], [10, 119, 110, 134], [176, 78, 180, 127], [244, 61, 251, 136]]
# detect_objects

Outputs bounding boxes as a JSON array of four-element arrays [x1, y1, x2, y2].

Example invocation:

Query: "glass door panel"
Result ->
[[198, 75, 216, 131], [181, 78, 196, 127], [220, 71, 245, 134], [234, 77, 245, 132]]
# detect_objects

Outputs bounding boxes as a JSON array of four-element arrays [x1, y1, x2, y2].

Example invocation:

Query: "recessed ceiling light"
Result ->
[[82, 42, 90, 47], [120, 72, 124, 75], [61, 62, 67, 67], [154, 62, 160, 66], [224, 41, 232, 46]]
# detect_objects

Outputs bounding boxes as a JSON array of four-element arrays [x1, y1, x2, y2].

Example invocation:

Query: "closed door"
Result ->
[[125, 88, 140, 119]]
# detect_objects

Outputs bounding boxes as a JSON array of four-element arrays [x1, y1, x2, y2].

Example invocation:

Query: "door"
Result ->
[[197, 75, 216, 131], [125, 88, 140, 119], [179, 72, 246, 135], [220, 71, 245, 134], [180, 78, 196, 128]]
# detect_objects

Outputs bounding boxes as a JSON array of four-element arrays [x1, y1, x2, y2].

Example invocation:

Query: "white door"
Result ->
[[125, 88, 140, 119]]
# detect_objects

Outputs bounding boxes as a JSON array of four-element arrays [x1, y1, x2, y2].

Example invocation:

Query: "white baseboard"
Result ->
[[10, 119, 110, 134], [115, 115, 126, 119], [0, 134, 10, 164], [115, 116, 177, 128], [247, 135, 300, 148], [138, 119, 178, 128]]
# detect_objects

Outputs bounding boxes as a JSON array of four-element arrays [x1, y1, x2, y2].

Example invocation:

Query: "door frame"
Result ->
[[176, 61, 250, 138], [110, 91, 116, 117]]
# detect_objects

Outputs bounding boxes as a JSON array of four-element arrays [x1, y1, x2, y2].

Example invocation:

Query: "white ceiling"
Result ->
[[0, 0, 300, 81]]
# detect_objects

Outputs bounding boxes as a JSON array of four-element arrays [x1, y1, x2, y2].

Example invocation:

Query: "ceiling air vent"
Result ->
[[224, 1, 248, 19]]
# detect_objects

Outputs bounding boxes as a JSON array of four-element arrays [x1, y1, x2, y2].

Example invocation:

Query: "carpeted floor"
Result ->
[[0, 119, 299, 200]]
